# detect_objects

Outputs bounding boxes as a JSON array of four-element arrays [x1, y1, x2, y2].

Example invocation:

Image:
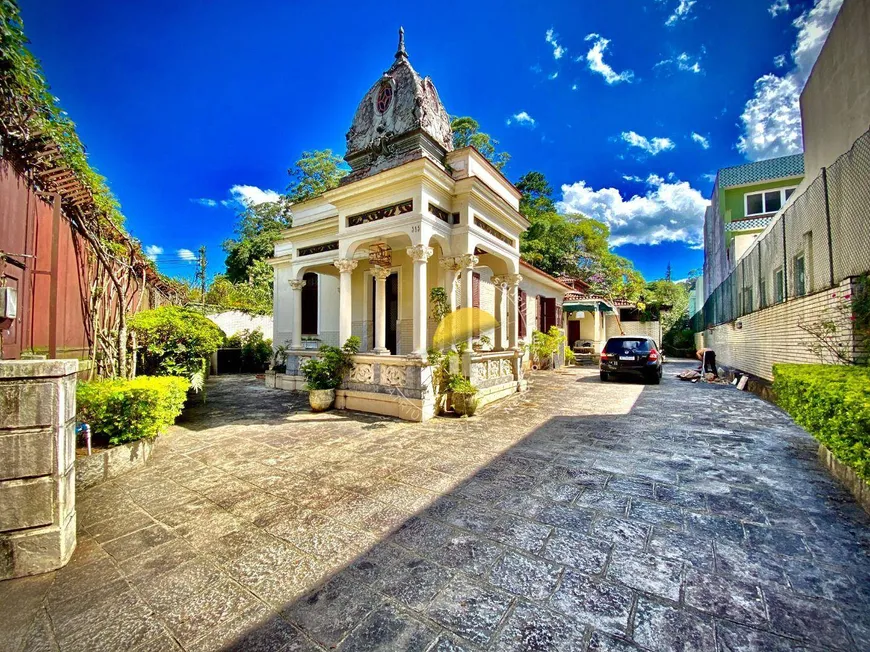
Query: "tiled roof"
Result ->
[[718, 153, 804, 188], [564, 292, 634, 307]]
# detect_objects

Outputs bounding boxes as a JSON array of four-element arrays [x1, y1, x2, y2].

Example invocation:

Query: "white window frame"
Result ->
[[744, 186, 799, 216]]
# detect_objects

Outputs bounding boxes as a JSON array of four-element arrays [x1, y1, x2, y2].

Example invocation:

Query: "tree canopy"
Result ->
[[450, 116, 510, 170], [515, 171, 645, 299], [286, 149, 348, 203], [222, 200, 291, 284]]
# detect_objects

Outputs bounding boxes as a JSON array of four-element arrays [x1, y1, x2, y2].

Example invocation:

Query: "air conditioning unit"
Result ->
[[0, 286, 18, 319]]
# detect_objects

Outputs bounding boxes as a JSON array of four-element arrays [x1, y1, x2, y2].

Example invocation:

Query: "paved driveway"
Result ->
[[2, 363, 869, 651]]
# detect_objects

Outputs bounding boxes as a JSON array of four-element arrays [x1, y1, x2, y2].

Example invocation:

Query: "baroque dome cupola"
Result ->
[[342, 27, 454, 184]]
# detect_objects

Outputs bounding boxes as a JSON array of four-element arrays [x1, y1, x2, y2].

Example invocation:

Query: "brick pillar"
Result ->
[[0, 359, 78, 579]]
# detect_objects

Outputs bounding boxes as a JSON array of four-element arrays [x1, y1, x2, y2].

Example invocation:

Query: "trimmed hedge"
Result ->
[[773, 364, 870, 481], [77, 376, 190, 446]]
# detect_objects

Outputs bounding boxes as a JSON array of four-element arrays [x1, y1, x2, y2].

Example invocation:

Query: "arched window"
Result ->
[[301, 272, 318, 335]]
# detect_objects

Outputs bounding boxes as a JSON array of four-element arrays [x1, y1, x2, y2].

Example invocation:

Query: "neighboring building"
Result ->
[[270, 30, 570, 421], [687, 274, 703, 318], [694, 0, 870, 380], [702, 154, 805, 301], [799, 0, 870, 182]]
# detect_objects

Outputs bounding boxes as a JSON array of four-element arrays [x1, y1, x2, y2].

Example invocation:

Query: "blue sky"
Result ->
[[19, 0, 840, 282]]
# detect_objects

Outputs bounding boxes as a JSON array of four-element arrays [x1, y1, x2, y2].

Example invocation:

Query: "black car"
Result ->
[[599, 336, 662, 384]]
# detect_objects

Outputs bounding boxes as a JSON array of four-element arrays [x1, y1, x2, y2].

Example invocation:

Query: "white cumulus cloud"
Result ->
[[737, 0, 843, 160], [621, 131, 675, 156], [545, 28, 565, 60], [773, 54, 787, 68], [225, 184, 282, 207], [665, 0, 696, 26], [769, 0, 790, 16], [582, 34, 634, 85], [691, 132, 710, 149], [557, 174, 709, 247], [176, 249, 197, 262], [506, 111, 536, 128], [191, 198, 218, 207], [144, 245, 163, 261]]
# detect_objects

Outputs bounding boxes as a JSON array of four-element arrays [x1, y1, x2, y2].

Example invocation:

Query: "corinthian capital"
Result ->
[[371, 266, 391, 280], [333, 258, 358, 274], [458, 254, 479, 269], [288, 279, 306, 291], [406, 245, 433, 262], [505, 273, 523, 287]]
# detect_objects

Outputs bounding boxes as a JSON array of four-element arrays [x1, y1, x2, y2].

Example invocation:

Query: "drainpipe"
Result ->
[[37, 193, 61, 359]]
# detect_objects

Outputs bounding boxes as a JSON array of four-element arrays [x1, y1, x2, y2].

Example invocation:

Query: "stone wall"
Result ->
[[698, 278, 857, 381], [0, 359, 78, 579]]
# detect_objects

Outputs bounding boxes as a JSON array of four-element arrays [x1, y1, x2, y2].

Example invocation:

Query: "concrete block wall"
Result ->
[[698, 278, 857, 381], [0, 359, 78, 579]]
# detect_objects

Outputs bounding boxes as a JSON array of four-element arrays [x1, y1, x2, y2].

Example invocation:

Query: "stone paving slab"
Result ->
[[1, 363, 869, 651]]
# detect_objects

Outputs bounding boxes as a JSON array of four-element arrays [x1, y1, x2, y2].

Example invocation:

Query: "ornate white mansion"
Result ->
[[269, 30, 657, 420]]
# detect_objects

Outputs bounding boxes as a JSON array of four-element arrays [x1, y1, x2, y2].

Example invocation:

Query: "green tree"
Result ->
[[450, 117, 510, 170], [222, 200, 290, 284], [515, 170, 645, 298], [286, 149, 348, 203]]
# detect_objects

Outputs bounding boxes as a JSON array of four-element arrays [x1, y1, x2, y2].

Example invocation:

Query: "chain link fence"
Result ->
[[693, 128, 870, 332]]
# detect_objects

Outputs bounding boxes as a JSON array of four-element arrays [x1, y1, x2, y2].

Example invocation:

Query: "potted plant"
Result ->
[[302, 336, 320, 351], [299, 337, 360, 411], [473, 335, 492, 352], [448, 375, 479, 417]]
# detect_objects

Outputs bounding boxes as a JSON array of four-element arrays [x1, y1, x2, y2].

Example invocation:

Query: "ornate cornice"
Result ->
[[333, 259, 359, 274], [406, 245, 433, 262]]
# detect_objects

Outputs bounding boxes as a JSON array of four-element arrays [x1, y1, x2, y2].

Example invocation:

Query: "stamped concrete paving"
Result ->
[[2, 362, 869, 652]]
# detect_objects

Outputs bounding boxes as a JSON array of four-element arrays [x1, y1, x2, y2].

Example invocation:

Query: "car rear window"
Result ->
[[605, 338, 651, 353]]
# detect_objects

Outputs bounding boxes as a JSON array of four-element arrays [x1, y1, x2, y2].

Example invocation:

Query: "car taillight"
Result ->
[[648, 349, 659, 361], [600, 352, 608, 361]]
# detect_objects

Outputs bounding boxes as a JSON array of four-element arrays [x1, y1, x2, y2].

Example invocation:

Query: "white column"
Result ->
[[289, 279, 306, 349], [333, 258, 358, 346], [439, 257, 461, 311], [407, 245, 433, 357], [491, 275, 506, 351], [459, 254, 478, 348], [372, 266, 391, 354], [593, 306, 601, 350], [506, 274, 523, 350]]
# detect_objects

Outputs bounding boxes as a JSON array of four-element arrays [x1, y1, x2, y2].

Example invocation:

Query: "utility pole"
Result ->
[[195, 246, 207, 312]]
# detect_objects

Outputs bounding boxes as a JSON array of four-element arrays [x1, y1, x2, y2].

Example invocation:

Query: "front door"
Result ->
[[371, 273, 398, 354], [568, 319, 581, 347]]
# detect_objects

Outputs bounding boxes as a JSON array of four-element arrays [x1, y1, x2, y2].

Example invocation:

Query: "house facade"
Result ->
[[702, 155, 805, 302], [269, 30, 571, 421]]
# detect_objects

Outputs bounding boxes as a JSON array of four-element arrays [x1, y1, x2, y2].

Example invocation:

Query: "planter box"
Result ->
[[76, 438, 155, 490], [818, 444, 870, 515]]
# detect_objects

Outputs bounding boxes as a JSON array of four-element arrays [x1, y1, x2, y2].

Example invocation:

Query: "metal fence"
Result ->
[[693, 128, 870, 331]]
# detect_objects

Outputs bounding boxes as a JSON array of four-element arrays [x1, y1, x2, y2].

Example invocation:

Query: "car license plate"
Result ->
[[619, 356, 635, 361]]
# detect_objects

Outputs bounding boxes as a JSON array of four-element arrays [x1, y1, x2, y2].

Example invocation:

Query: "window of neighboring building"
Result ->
[[744, 186, 798, 216], [759, 278, 767, 309], [774, 268, 785, 304], [743, 287, 753, 314], [301, 272, 318, 335], [794, 254, 806, 297]]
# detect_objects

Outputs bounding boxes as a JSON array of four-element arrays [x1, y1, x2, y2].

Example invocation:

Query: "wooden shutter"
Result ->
[[536, 295, 544, 332], [301, 273, 318, 335], [472, 272, 481, 336], [518, 290, 527, 338], [543, 297, 557, 331]]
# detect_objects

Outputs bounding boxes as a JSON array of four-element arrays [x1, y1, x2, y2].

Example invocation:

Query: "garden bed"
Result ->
[[75, 438, 155, 490]]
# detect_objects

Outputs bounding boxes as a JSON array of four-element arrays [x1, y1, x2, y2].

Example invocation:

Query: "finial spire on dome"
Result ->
[[396, 26, 407, 60]]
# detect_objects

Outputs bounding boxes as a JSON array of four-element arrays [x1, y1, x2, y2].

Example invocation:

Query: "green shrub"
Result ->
[[130, 306, 225, 382], [239, 328, 272, 372], [77, 376, 190, 446], [773, 364, 870, 481], [300, 337, 361, 390]]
